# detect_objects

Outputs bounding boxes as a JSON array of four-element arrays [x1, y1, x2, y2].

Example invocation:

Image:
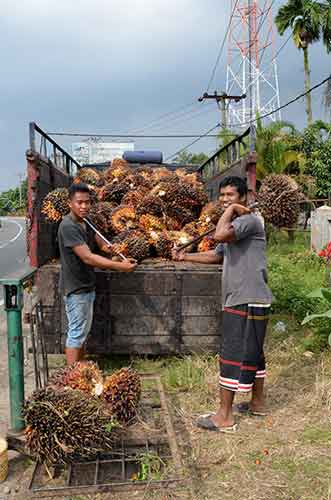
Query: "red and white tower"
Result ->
[[226, 0, 281, 128]]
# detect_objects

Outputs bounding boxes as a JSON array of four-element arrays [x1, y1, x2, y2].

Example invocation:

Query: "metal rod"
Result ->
[[175, 201, 259, 252], [83, 217, 128, 261]]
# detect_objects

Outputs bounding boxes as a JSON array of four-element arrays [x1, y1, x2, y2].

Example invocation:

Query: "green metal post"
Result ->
[[0, 267, 36, 433], [6, 306, 25, 432]]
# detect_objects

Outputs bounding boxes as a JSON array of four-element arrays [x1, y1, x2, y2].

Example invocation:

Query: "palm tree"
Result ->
[[275, 0, 331, 125], [256, 119, 304, 180]]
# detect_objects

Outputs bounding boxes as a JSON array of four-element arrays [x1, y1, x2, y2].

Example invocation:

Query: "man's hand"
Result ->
[[172, 248, 186, 261], [117, 258, 137, 272], [228, 204, 251, 218]]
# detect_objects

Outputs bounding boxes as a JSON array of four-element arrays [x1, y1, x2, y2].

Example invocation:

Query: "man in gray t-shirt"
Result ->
[[58, 183, 137, 366], [173, 176, 272, 433]]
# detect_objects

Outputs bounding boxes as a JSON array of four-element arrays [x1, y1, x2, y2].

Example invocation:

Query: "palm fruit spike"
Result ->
[[257, 174, 301, 228], [41, 188, 70, 223], [165, 205, 195, 226], [122, 187, 149, 207], [153, 231, 173, 259], [89, 201, 116, 236], [111, 206, 137, 233], [103, 367, 141, 424], [139, 214, 166, 233], [100, 180, 131, 204], [136, 194, 165, 217], [23, 388, 120, 465], [75, 167, 103, 187], [48, 361, 104, 397], [199, 201, 224, 225], [198, 234, 217, 252], [104, 158, 130, 182]]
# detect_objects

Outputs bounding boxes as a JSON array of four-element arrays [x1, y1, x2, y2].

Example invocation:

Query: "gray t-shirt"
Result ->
[[215, 213, 273, 308], [58, 215, 96, 296]]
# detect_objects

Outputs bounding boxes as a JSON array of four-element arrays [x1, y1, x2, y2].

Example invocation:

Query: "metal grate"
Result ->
[[28, 375, 186, 497]]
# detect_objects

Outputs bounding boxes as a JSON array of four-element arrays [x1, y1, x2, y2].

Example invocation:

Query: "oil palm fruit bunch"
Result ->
[[23, 388, 120, 465], [165, 204, 195, 226], [88, 201, 115, 236], [110, 230, 150, 262], [41, 188, 70, 222], [100, 180, 131, 204], [199, 201, 224, 225], [167, 230, 195, 252], [111, 205, 137, 233], [257, 174, 301, 228], [122, 187, 149, 207], [152, 167, 176, 184], [75, 167, 103, 187], [48, 361, 104, 397], [136, 194, 165, 217], [103, 368, 141, 424], [104, 158, 130, 183], [197, 234, 217, 252], [139, 214, 166, 233], [176, 170, 202, 187], [152, 231, 173, 259]]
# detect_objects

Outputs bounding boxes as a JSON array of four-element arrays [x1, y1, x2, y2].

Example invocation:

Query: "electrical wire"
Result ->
[[48, 132, 222, 138], [206, 0, 240, 92], [165, 124, 220, 161]]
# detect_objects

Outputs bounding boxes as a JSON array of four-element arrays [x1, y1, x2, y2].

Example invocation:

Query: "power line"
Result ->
[[48, 132, 224, 138], [206, 0, 240, 92], [265, 32, 292, 65], [165, 124, 221, 161]]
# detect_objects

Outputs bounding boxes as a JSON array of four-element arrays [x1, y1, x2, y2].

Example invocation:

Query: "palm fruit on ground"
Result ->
[[41, 188, 70, 222], [257, 174, 301, 228], [88, 201, 116, 237], [103, 368, 141, 424], [23, 387, 120, 464], [136, 194, 165, 217], [111, 205, 137, 233], [139, 214, 166, 233], [104, 158, 130, 183], [48, 361, 104, 397], [74, 167, 103, 187], [197, 234, 217, 252], [199, 201, 224, 225]]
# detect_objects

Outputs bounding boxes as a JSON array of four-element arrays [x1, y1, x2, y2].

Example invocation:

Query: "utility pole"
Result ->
[[198, 91, 246, 129]]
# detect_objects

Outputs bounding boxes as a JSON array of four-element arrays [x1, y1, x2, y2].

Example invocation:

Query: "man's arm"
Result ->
[[95, 234, 112, 254], [172, 249, 222, 264], [73, 244, 137, 272], [214, 204, 251, 242]]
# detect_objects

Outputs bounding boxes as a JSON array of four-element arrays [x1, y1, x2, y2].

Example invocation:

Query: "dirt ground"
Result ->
[[1, 315, 331, 500]]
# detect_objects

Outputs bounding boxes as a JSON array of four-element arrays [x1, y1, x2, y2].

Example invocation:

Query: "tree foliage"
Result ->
[[173, 151, 209, 165], [0, 180, 27, 215]]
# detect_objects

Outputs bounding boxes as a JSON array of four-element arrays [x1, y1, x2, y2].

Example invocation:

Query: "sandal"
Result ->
[[196, 415, 237, 433], [235, 402, 268, 417]]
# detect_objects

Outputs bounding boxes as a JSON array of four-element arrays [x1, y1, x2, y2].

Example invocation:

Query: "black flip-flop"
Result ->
[[196, 415, 237, 433], [235, 402, 268, 417]]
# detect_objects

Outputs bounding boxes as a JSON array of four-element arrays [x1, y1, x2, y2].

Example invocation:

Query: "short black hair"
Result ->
[[68, 183, 91, 199], [219, 176, 248, 197]]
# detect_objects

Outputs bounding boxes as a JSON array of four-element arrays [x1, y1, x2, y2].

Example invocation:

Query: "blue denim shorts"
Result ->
[[64, 291, 96, 348]]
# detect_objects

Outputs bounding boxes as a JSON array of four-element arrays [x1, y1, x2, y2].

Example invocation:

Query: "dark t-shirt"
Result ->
[[215, 213, 273, 308], [58, 215, 96, 296]]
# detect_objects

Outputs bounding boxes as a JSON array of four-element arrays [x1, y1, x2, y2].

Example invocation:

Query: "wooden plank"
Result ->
[[109, 295, 177, 316], [181, 316, 222, 336], [181, 273, 222, 296], [111, 316, 176, 336], [181, 296, 222, 316], [106, 272, 176, 295]]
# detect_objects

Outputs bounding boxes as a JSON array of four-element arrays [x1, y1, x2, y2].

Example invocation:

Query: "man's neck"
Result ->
[[70, 211, 83, 223]]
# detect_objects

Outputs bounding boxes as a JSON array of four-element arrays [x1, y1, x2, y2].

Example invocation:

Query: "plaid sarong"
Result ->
[[219, 304, 270, 393]]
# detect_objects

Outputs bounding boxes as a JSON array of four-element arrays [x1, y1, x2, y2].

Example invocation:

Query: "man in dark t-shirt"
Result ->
[[58, 183, 137, 365], [173, 176, 272, 433]]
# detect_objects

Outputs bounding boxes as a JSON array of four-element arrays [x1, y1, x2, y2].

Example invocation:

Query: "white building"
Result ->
[[72, 142, 134, 165]]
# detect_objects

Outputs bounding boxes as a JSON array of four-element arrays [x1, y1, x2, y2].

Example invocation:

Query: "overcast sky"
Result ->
[[0, 0, 330, 191]]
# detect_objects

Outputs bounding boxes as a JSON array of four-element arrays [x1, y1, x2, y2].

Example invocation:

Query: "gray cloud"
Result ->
[[0, 0, 329, 191]]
